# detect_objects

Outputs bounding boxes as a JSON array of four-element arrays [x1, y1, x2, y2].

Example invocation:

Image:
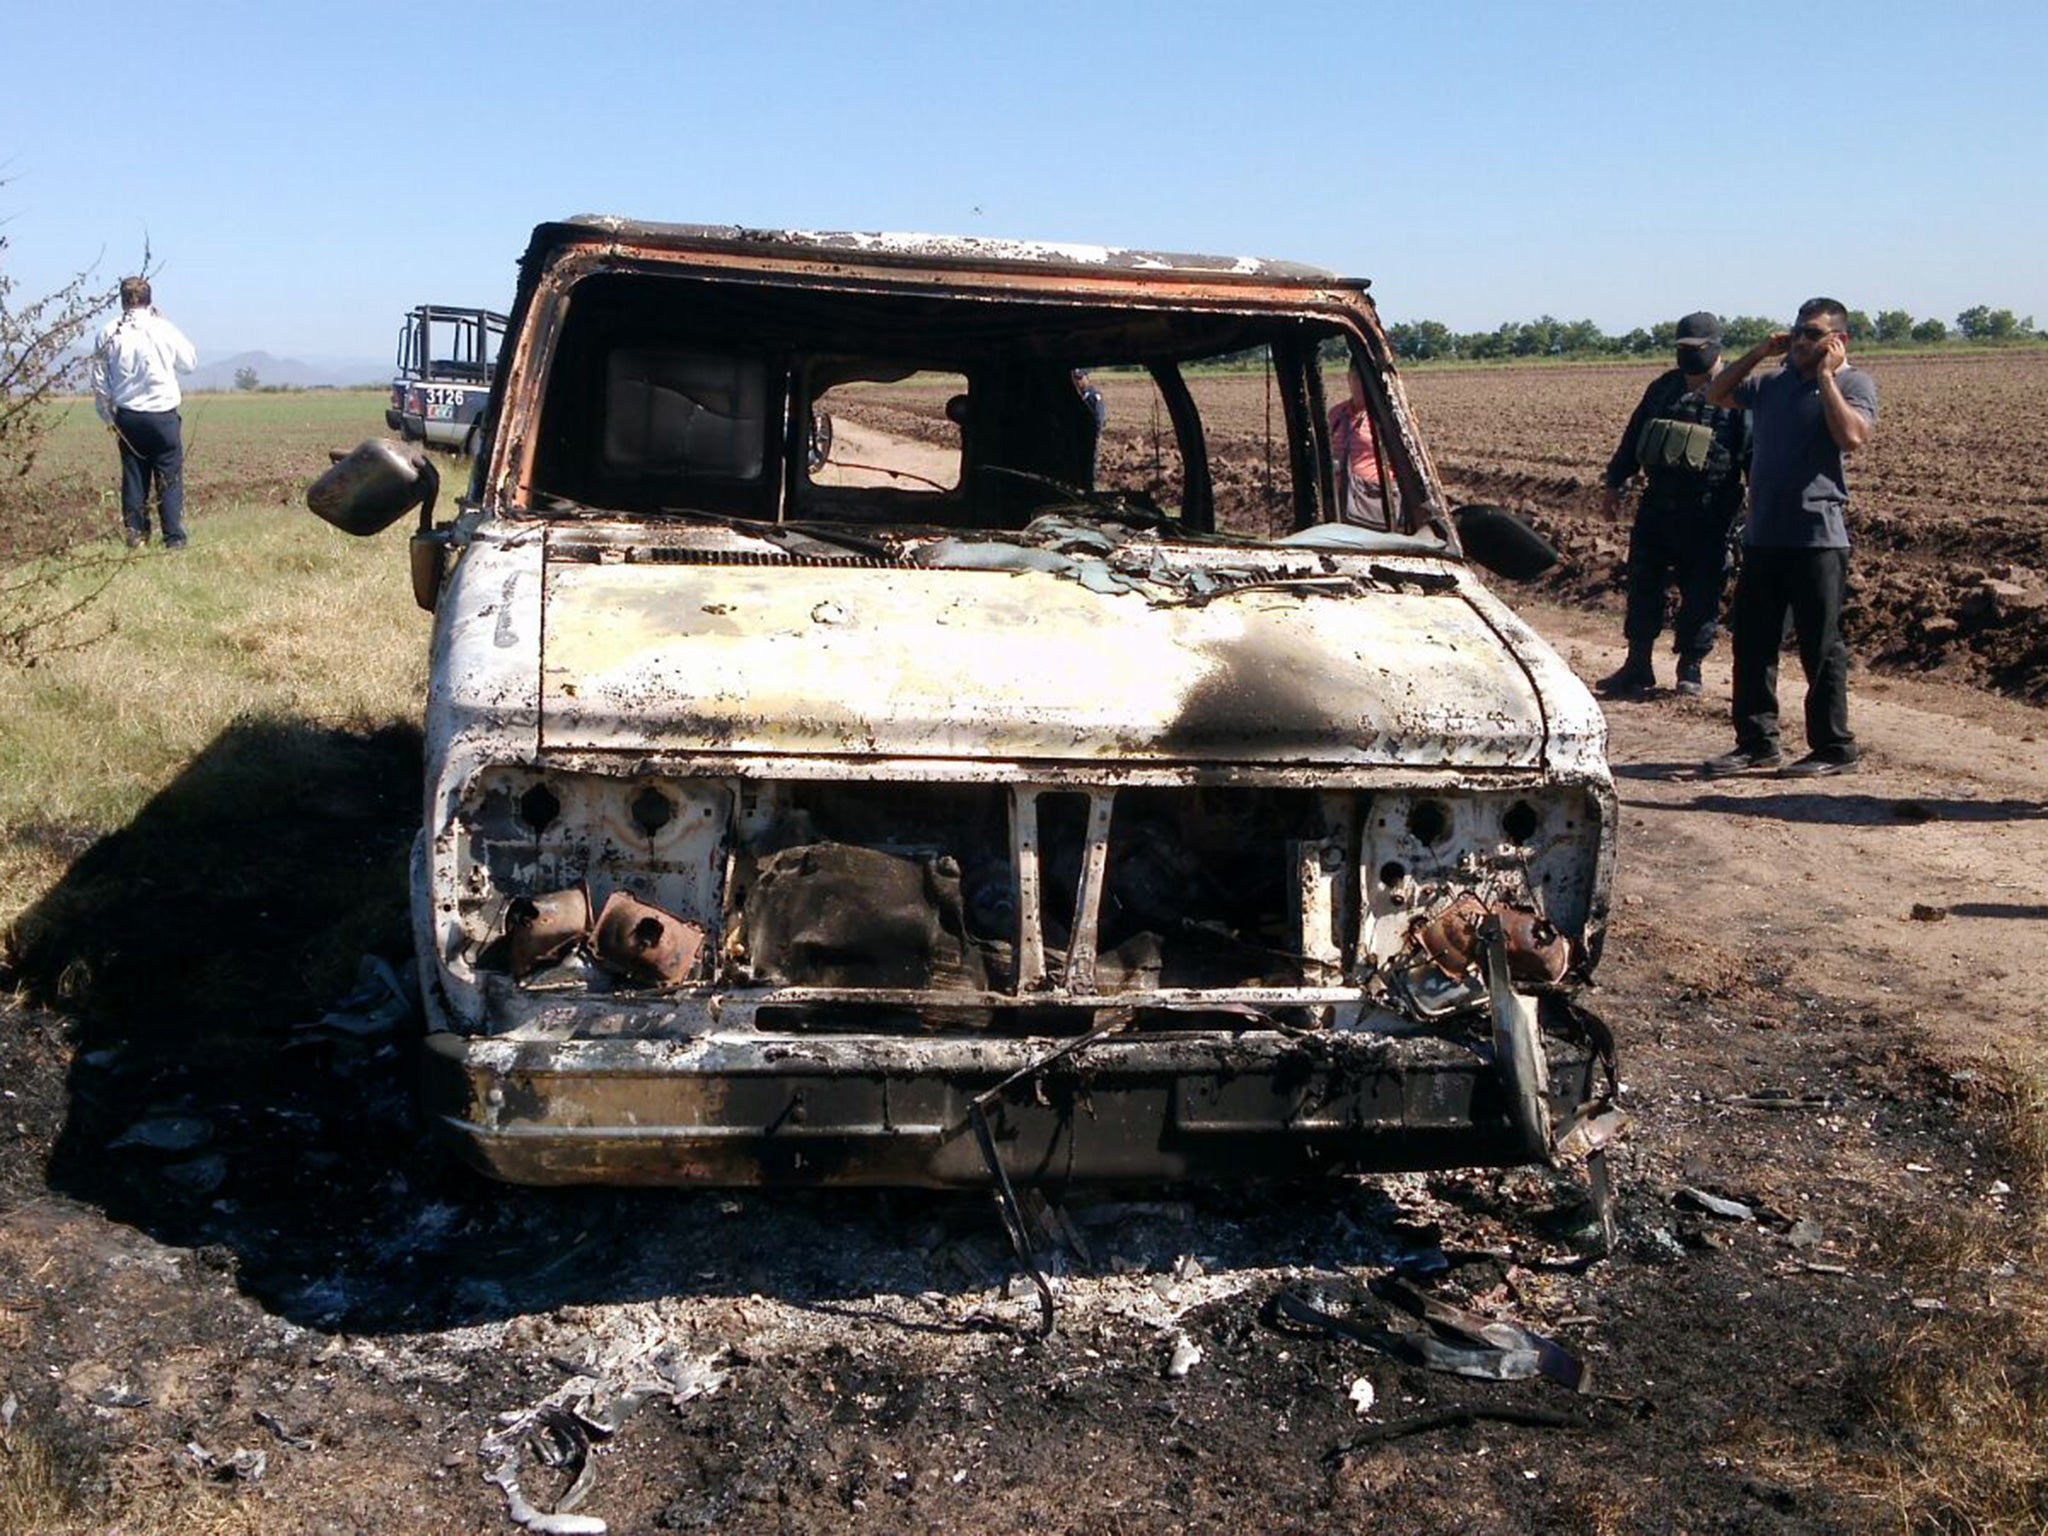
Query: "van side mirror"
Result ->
[[1453, 504, 1559, 581], [310, 439, 450, 612], [308, 439, 440, 537]]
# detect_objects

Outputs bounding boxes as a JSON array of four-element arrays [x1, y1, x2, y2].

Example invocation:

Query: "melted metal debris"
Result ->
[[1271, 1280, 1588, 1393], [912, 513, 1443, 607], [186, 1442, 267, 1483], [482, 1323, 729, 1536], [108, 1115, 213, 1153]]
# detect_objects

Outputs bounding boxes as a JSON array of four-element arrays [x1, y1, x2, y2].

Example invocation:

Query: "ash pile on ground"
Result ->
[[1, 955, 2030, 1533]]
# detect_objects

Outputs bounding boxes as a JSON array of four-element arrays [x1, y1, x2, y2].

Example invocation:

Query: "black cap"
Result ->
[[1675, 311, 1723, 345]]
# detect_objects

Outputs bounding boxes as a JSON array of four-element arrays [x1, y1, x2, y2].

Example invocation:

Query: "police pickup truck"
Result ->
[[386, 304, 507, 455]]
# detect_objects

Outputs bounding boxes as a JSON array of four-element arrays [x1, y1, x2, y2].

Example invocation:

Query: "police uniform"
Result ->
[[1598, 317, 1748, 695]]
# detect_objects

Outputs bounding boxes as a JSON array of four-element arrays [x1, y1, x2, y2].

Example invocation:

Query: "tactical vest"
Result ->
[[1635, 387, 1740, 496]]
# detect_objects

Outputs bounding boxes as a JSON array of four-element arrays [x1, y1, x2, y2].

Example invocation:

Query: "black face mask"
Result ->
[[1678, 343, 1721, 377]]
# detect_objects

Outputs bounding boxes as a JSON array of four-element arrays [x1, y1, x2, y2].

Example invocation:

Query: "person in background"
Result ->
[[1698, 298, 1878, 778], [1596, 311, 1749, 697], [90, 277, 197, 549], [1072, 369, 1107, 479], [1328, 361, 1387, 529]]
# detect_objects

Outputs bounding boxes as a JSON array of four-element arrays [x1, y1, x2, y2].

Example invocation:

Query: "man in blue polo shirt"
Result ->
[[1697, 298, 1878, 778]]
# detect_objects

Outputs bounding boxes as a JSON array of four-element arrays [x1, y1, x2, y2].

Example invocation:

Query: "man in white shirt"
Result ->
[[91, 277, 198, 548]]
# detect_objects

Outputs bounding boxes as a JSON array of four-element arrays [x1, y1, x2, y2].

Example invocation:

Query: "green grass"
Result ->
[[0, 401, 429, 937]]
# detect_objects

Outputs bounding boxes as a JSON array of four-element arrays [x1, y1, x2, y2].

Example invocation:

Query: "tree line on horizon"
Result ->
[[1377, 304, 2038, 362]]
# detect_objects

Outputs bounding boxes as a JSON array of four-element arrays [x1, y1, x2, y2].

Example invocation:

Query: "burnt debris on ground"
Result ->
[[3, 936, 2039, 1530]]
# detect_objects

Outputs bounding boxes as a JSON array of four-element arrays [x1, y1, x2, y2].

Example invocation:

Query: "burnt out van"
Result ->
[[309, 217, 1616, 1189]]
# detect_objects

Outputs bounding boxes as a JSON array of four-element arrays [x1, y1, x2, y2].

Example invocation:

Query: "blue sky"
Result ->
[[8, 0, 2044, 363]]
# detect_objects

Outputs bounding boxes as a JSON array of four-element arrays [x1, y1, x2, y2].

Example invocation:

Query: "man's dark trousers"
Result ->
[[114, 406, 186, 546], [1728, 546, 1854, 759], [1622, 500, 1729, 660]]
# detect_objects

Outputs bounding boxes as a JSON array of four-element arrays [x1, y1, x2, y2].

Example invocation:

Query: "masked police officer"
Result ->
[[1595, 312, 1749, 698]]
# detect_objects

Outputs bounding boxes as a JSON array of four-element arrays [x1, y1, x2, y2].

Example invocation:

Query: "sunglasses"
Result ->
[[1790, 324, 1842, 342]]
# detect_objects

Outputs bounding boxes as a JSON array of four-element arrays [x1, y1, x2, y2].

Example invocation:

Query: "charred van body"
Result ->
[[310, 218, 1615, 1187]]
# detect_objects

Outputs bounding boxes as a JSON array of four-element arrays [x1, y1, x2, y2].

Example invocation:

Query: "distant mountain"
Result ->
[[186, 350, 389, 392]]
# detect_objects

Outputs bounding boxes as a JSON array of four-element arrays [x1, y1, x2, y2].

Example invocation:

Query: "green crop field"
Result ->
[[19, 389, 404, 547]]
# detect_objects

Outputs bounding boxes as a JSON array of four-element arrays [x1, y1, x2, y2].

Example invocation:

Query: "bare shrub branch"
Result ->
[[0, 205, 135, 665]]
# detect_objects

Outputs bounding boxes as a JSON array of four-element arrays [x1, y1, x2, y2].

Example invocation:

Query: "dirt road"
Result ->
[[3, 587, 2042, 1532], [1542, 603, 2048, 1063]]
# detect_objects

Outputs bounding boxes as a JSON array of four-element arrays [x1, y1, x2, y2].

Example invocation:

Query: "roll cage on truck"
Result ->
[[310, 217, 1620, 1223], [386, 304, 508, 455]]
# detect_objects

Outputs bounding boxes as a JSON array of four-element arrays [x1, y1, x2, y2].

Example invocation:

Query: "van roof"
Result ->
[[540, 215, 1361, 289]]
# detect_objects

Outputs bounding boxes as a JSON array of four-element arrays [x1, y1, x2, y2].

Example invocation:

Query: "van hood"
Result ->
[[535, 536, 1548, 768]]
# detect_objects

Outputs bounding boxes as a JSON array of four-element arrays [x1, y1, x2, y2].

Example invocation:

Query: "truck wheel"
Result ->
[[463, 424, 481, 460]]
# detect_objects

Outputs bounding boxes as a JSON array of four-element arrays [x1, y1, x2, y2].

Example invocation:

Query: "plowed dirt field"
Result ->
[[1401, 351, 2048, 702], [850, 352, 2048, 701]]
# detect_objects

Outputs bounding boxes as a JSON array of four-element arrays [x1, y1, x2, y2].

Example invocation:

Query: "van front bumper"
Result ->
[[423, 1023, 1595, 1187]]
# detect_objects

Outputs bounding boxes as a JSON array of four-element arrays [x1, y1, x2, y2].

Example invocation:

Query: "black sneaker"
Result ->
[[1700, 747, 1783, 778], [1674, 657, 1705, 697], [1596, 664, 1656, 698], [1780, 751, 1860, 779]]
